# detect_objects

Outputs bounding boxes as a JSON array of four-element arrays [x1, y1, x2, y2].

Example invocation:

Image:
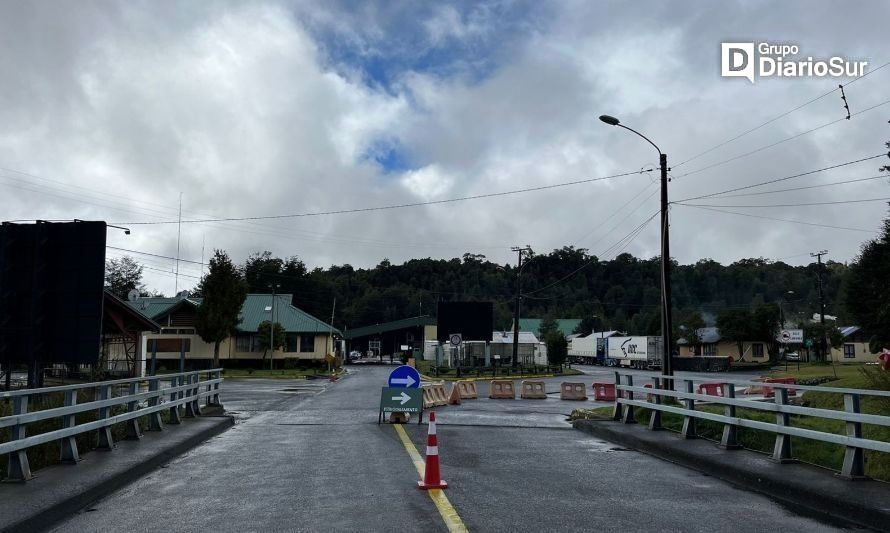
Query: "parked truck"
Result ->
[[606, 336, 662, 369], [568, 335, 608, 365]]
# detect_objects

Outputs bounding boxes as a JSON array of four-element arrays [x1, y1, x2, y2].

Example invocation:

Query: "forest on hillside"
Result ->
[[203, 247, 848, 335]]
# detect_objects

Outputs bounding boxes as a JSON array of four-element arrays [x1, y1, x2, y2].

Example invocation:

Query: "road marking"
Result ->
[[393, 424, 468, 533]]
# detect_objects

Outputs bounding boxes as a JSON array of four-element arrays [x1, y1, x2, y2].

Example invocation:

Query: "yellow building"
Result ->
[[829, 326, 878, 363], [676, 326, 771, 363]]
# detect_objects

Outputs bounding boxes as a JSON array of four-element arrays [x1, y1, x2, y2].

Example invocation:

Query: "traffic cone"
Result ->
[[417, 411, 448, 490]]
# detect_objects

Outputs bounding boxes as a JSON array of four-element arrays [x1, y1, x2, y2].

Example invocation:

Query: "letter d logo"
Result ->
[[721, 42, 755, 83]]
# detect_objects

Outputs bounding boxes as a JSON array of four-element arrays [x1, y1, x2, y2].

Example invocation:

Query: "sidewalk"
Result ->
[[574, 418, 890, 531], [0, 410, 233, 533]]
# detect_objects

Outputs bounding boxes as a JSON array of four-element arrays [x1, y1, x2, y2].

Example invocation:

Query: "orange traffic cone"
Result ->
[[417, 411, 448, 490]]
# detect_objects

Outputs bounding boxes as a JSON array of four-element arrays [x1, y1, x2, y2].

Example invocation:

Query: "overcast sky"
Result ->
[[2, 0, 889, 295]]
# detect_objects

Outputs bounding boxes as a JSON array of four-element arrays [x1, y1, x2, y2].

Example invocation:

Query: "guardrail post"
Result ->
[[184, 374, 197, 418], [205, 372, 213, 407], [648, 377, 663, 430], [621, 374, 636, 424], [125, 381, 142, 440], [719, 383, 741, 449], [6, 396, 33, 481], [680, 380, 696, 439], [192, 374, 202, 416], [611, 372, 623, 421], [97, 385, 114, 450], [772, 387, 795, 463], [60, 390, 81, 463], [148, 378, 163, 432], [169, 376, 182, 424], [212, 369, 221, 405], [840, 393, 866, 479]]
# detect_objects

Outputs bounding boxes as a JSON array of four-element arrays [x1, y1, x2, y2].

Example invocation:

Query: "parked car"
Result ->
[[785, 352, 800, 361]]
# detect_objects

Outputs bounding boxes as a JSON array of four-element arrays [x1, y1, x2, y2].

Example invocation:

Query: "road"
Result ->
[[52, 366, 845, 532]]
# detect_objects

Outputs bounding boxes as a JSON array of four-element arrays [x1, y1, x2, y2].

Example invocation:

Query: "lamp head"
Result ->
[[599, 115, 620, 126]]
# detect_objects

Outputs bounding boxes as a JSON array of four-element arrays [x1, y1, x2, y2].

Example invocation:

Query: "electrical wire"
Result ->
[[675, 153, 888, 203], [674, 204, 878, 233], [708, 174, 889, 199], [678, 197, 890, 209]]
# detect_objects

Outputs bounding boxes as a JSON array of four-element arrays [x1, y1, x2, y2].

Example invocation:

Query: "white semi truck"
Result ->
[[606, 336, 663, 369]]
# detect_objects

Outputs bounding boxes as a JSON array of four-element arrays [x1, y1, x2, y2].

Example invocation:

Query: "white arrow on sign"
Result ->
[[391, 391, 411, 405], [391, 375, 417, 387]]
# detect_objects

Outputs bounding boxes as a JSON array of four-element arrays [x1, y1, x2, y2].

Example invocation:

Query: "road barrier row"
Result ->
[[0, 369, 223, 482], [489, 380, 516, 399], [520, 380, 547, 399], [421, 383, 448, 408], [560, 382, 588, 401], [456, 380, 478, 399]]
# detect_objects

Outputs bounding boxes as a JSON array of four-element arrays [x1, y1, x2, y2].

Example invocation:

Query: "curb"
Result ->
[[3, 414, 235, 533], [573, 419, 890, 531]]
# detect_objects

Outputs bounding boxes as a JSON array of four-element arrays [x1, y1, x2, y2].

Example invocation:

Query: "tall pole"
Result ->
[[270, 284, 276, 371], [660, 153, 673, 378], [811, 250, 828, 361], [175, 192, 182, 294], [511, 246, 524, 369]]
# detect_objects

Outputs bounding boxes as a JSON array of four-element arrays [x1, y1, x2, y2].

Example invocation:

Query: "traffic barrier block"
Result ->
[[489, 380, 516, 399], [560, 382, 588, 401], [433, 383, 449, 406], [448, 383, 462, 405], [422, 385, 442, 408], [592, 382, 616, 401], [456, 380, 478, 400], [520, 380, 547, 399], [697, 382, 725, 397], [643, 383, 655, 402], [763, 377, 797, 398]]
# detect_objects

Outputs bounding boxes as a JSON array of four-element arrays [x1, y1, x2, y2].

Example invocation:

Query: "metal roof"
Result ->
[[491, 331, 540, 344], [344, 315, 436, 339], [518, 318, 581, 337]]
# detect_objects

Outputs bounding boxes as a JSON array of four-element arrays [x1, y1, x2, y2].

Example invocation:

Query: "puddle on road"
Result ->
[[575, 439, 636, 453]]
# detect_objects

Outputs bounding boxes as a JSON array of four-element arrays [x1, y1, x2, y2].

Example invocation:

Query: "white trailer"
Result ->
[[606, 336, 662, 369], [568, 335, 600, 364]]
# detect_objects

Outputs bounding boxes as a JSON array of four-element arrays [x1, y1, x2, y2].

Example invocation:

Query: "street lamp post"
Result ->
[[599, 115, 673, 378]]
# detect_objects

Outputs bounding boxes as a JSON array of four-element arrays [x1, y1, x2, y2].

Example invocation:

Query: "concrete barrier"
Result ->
[[560, 382, 588, 401], [489, 380, 516, 399], [763, 377, 797, 398], [697, 382, 725, 397], [520, 380, 547, 399], [592, 382, 616, 401], [456, 380, 478, 400], [422, 384, 448, 408]]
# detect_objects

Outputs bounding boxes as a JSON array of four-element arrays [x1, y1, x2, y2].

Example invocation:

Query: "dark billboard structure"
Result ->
[[0, 221, 106, 365], [436, 301, 493, 343]]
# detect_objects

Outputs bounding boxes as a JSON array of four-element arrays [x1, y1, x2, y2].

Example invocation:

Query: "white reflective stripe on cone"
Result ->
[[428, 423, 436, 435], [426, 446, 439, 456]]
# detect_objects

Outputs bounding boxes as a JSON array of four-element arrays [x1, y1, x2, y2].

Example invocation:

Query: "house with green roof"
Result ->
[[127, 293, 340, 371], [515, 318, 581, 338]]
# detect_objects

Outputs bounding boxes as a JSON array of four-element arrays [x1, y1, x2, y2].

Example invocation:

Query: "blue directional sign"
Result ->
[[388, 365, 421, 388]]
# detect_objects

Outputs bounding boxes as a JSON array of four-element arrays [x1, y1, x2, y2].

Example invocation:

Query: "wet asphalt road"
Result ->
[[51, 365, 846, 532]]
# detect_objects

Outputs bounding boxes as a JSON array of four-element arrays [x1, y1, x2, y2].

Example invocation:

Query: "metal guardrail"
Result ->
[[612, 371, 890, 479], [1, 369, 223, 482]]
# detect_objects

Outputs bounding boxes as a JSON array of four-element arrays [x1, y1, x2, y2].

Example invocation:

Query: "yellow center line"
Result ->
[[393, 424, 469, 533]]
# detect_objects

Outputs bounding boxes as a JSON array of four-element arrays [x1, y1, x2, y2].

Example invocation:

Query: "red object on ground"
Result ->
[[697, 382, 725, 397], [329, 373, 337, 382], [418, 411, 448, 490], [592, 382, 616, 401], [879, 351, 890, 371], [762, 377, 797, 398]]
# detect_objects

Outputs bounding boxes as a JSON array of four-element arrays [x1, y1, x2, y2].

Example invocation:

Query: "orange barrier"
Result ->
[[422, 383, 448, 408], [592, 382, 616, 401], [489, 380, 516, 399], [432, 383, 448, 405], [422, 386, 437, 408], [447, 383, 462, 405], [560, 382, 588, 401], [697, 382, 725, 397], [763, 377, 797, 398], [520, 380, 547, 399], [456, 380, 478, 400]]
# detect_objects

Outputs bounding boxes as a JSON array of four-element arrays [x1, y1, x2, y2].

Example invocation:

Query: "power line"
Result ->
[[106, 246, 204, 265], [674, 98, 890, 179], [111, 170, 649, 225], [710, 174, 889, 199], [673, 60, 890, 169], [676, 153, 888, 203], [572, 180, 657, 245], [679, 196, 890, 209], [674, 204, 878, 233]]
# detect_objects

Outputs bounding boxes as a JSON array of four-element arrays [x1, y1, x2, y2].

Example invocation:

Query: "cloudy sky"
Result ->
[[1, 0, 889, 295]]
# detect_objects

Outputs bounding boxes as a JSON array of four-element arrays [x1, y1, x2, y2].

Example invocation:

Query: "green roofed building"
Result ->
[[126, 293, 341, 373], [516, 318, 582, 338]]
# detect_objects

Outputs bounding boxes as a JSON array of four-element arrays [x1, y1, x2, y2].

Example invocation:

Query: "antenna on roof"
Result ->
[[127, 289, 140, 303], [177, 290, 190, 300]]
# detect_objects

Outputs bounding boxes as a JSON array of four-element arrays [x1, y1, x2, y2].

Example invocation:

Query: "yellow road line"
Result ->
[[393, 424, 469, 533]]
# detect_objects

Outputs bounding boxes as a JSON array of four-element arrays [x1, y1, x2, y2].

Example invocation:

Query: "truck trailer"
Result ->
[[606, 336, 663, 369]]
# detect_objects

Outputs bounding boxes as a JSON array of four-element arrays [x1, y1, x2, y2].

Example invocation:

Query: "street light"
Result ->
[[599, 114, 673, 378]]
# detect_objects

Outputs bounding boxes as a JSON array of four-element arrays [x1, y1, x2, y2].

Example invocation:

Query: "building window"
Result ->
[[300, 334, 315, 353], [752, 343, 764, 357], [236, 334, 253, 352], [844, 344, 855, 359], [285, 333, 299, 353], [703, 344, 717, 356]]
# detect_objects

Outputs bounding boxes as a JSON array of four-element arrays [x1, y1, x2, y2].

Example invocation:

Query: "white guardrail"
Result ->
[[0, 369, 223, 482], [611, 371, 890, 479]]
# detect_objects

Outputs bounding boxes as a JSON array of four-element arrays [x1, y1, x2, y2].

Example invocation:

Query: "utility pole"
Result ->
[[811, 250, 828, 361], [511, 245, 531, 369], [659, 152, 673, 379]]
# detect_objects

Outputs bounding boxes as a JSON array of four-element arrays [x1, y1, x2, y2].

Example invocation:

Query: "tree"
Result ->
[[716, 309, 752, 361], [844, 213, 890, 352], [545, 331, 568, 366], [751, 303, 781, 362], [105, 256, 144, 299], [538, 315, 558, 340], [802, 321, 843, 361], [195, 250, 248, 367], [677, 310, 706, 355], [256, 320, 286, 363]]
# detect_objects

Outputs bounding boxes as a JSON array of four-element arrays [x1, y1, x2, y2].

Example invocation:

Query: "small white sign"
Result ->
[[778, 329, 804, 344], [449, 333, 462, 347]]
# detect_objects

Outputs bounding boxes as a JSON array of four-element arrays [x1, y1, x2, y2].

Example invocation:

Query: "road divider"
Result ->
[[697, 382, 725, 397], [422, 382, 449, 408], [560, 382, 588, 401], [455, 380, 478, 400], [489, 380, 516, 399], [593, 382, 616, 401], [447, 384, 462, 405], [520, 380, 547, 399]]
